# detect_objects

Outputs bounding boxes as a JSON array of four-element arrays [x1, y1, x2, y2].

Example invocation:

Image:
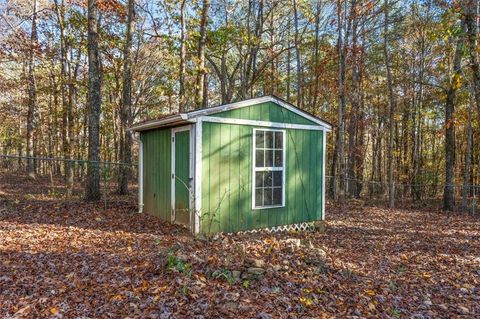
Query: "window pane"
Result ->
[[264, 171, 273, 187], [265, 150, 273, 167], [274, 150, 283, 167], [255, 150, 264, 167], [256, 131, 265, 148], [255, 172, 263, 187], [264, 188, 273, 206], [253, 130, 285, 208], [255, 188, 263, 207], [274, 132, 283, 149], [273, 187, 282, 205], [273, 171, 282, 187], [265, 131, 274, 148]]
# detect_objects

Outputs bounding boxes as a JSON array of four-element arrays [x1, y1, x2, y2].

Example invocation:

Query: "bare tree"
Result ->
[[462, 85, 474, 210], [179, 0, 187, 111], [53, 0, 76, 196], [464, 0, 480, 124], [383, 0, 396, 208], [85, 0, 102, 201], [26, 0, 38, 179], [293, 0, 303, 108], [195, 0, 210, 109], [335, 0, 348, 205], [347, 0, 360, 198], [118, 0, 135, 194], [443, 18, 465, 211]]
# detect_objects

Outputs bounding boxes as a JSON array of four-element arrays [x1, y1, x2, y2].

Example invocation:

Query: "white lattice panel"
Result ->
[[216, 222, 315, 237]]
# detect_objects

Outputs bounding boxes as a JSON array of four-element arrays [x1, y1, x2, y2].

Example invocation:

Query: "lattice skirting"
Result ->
[[217, 222, 316, 236]]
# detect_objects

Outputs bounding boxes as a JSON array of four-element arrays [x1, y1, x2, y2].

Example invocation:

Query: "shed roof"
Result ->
[[129, 95, 333, 132]]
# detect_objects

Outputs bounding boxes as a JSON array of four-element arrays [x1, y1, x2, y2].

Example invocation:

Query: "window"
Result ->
[[253, 129, 285, 208]]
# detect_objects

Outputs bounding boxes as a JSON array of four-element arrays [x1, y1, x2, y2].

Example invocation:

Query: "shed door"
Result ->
[[172, 127, 192, 228]]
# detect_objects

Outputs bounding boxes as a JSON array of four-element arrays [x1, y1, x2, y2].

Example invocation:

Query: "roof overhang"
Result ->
[[128, 114, 191, 131], [129, 96, 333, 132]]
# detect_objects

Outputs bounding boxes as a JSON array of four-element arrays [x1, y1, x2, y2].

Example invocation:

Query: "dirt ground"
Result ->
[[0, 173, 479, 318]]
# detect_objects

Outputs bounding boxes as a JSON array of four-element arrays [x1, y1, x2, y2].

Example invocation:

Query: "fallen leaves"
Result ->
[[364, 289, 376, 296], [48, 307, 59, 315], [0, 173, 479, 317]]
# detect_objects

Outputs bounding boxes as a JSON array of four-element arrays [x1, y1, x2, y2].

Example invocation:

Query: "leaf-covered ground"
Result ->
[[0, 173, 479, 318]]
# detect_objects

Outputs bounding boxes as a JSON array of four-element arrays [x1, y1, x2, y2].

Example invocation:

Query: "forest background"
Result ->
[[1, 0, 479, 210]]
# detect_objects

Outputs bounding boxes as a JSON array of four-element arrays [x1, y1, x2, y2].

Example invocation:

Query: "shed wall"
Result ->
[[214, 101, 317, 125], [141, 128, 171, 221], [201, 122, 324, 234]]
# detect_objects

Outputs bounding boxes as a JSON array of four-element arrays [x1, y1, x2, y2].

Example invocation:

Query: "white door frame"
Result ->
[[171, 125, 194, 227]]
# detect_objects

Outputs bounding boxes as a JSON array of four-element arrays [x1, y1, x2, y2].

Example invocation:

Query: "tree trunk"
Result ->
[[347, 1, 359, 197], [336, 0, 347, 205], [354, 17, 366, 197], [269, 3, 275, 95], [85, 0, 102, 201], [195, 0, 209, 109], [412, 22, 427, 200], [462, 86, 474, 210], [293, 0, 303, 108], [286, 18, 291, 102], [383, 0, 396, 208], [179, 0, 187, 111], [117, 0, 135, 195], [312, 1, 322, 110], [464, 0, 480, 125], [26, 0, 38, 179], [54, 0, 75, 195], [443, 20, 464, 211]]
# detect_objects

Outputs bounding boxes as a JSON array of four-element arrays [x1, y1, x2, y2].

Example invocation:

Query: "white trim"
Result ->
[[129, 96, 332, 132], [218, 222, 315, 235], [194, 119, 203, 234], [171, 125, 193, 226], [187, 96, 332, 131], [189, 125, 195, 231], [252, 128, 286, 210], [322, 129, 327, 220], [129, 114, 188, 131], [269, 97, 332, 131], [138, 138, 144, 213], [170, 129, 175, 222], [202, 116, 325, 131]]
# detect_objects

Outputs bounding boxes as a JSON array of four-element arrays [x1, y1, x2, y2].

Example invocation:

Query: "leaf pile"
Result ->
[[0, 173, 479, 318]]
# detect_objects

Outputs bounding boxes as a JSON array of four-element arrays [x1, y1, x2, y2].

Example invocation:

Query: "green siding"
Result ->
[[141, 128, 171, 221], [174, 130, 190, 226], [201, 122, 324, 235], [214, 101, 317, 125]]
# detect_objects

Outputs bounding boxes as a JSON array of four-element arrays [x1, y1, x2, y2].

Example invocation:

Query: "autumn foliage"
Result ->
[[0, 173, 478, 317]]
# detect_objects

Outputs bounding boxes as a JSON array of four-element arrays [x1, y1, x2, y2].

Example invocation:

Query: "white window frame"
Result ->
[[252, 128, 286, 209]]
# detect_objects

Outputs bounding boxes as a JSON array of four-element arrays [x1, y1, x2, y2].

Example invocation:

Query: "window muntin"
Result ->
[[253, 129, 285, 208]]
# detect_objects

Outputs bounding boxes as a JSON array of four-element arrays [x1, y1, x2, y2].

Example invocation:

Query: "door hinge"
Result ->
[[172, 136, 174, 142], [172, 173, 175, 179]]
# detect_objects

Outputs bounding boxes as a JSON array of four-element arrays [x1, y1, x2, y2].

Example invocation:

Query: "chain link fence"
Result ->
[[326, 175, 479, 213], [0, 154, 138, 209], [1, 155, 478, 213]]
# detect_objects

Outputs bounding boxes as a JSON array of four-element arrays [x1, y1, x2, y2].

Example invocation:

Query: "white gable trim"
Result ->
[[187, 96, 332, 131], [269, 97, 332, 131], [201, 116, 325, 131], [129, 96, 332, 132]]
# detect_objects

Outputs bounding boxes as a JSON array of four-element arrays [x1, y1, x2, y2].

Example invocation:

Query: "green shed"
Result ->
[[130, 96, 332, 235]]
